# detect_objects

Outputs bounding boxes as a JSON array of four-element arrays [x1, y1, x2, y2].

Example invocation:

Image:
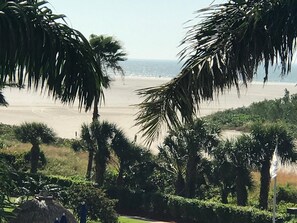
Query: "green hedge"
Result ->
[[108, 187, 285, 223]]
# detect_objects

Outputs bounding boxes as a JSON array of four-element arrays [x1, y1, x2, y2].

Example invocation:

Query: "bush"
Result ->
[[12, 172, 82, 199], [0, 151, 47, 172], [108, 187, 284, 223], [278, 184, 297, 204], [63, 184, 118, 223], [70, 139, 85, 152]]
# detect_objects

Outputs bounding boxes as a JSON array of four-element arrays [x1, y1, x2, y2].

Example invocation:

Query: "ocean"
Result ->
[[118, 59, 297, 84]]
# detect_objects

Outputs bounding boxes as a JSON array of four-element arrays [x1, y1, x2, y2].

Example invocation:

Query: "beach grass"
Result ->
[[2, 143, 88, 178], [4, 142, 297, 186]]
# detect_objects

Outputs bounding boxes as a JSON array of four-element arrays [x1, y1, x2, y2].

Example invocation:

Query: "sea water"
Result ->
[[118, 59, 297, 84]]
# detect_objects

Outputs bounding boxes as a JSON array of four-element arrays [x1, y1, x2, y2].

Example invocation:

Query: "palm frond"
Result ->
[[0, 0, 103, 111], [136, 0, 297, 144]]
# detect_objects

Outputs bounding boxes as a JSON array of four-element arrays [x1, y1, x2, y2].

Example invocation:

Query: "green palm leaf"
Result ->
[[136, 0, 297, 143], [0, 0, 104, 110]]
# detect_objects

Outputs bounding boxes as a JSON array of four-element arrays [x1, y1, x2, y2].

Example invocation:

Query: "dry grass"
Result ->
[[41, 145, 88, 177], [2, 142, 31, 154], [252, 169, 297, 187], [274, 170, 297, 186], [3, 143, 89, 178]]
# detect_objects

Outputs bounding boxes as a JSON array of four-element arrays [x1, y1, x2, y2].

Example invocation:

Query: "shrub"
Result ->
[[278, 184, 297, 204], [0, 151, 47, 172], [63, 184, 118, 223], [70, 139, 85, 152], [108, 187, 284, 223]]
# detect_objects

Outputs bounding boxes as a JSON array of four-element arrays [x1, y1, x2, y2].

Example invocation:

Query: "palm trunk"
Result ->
[[90, 95, 99, 180], [92, 96, 99, 122], [86, 149, 94, 180], [185, 153, 198, 198], [94, 146, 108, 187], [236, 167, 248, 206], [95, 151, 106, 187], [117, 163, 124, 186], [221, 185, 228, 204], [30, 144, 40, 174], [175, 171, 185, 196], [259, 161, 271, 210]]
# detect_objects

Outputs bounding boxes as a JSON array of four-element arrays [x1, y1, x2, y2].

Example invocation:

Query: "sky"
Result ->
[[48, 0, 225, 60]]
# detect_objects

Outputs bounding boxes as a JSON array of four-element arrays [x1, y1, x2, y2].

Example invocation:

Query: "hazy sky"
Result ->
[[48, 0, 225, 60]]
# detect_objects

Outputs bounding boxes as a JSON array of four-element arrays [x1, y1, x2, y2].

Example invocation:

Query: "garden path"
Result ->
[[126, 216, 175, 223]]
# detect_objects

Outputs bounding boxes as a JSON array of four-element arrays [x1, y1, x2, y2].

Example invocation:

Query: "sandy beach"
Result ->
[[1, 76, 297, 152]]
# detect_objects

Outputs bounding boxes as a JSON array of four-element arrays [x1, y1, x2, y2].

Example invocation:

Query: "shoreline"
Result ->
[[0, 77, 297, 152]]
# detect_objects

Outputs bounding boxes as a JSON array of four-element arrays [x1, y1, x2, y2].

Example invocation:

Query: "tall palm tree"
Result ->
[[136, 0, 297, 143], [83, 35, 126, 179], [1, 0, 103, 111], [14, 122, 56, 173], [89, 34, 127, 121], [250, 122, 297, 210]]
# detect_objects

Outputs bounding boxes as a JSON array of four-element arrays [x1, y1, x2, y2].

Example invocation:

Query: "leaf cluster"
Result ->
[[63, 184, 118, 223], [14, 122, 56, 146], [0, 0, 103, 110], [136, 0, 297, 144]]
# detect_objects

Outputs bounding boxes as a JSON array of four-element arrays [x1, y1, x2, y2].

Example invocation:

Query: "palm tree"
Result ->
[[1, 0, 103, 111], [136, 0, 297, 143], [91, 121, 116, 186], [213, 136, 253, 206], [111, 128, 142, 186], [211, 144, 236, 204], [160, 119, 219, 198], [89, 34, 127, 121], [157, 132, 187, 196], [81, 123, 96, 180], [82, 35, 126, 180], [184, 119, 220, 198], [14, 122, 56, 173], [249, 122, 297, 210]]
